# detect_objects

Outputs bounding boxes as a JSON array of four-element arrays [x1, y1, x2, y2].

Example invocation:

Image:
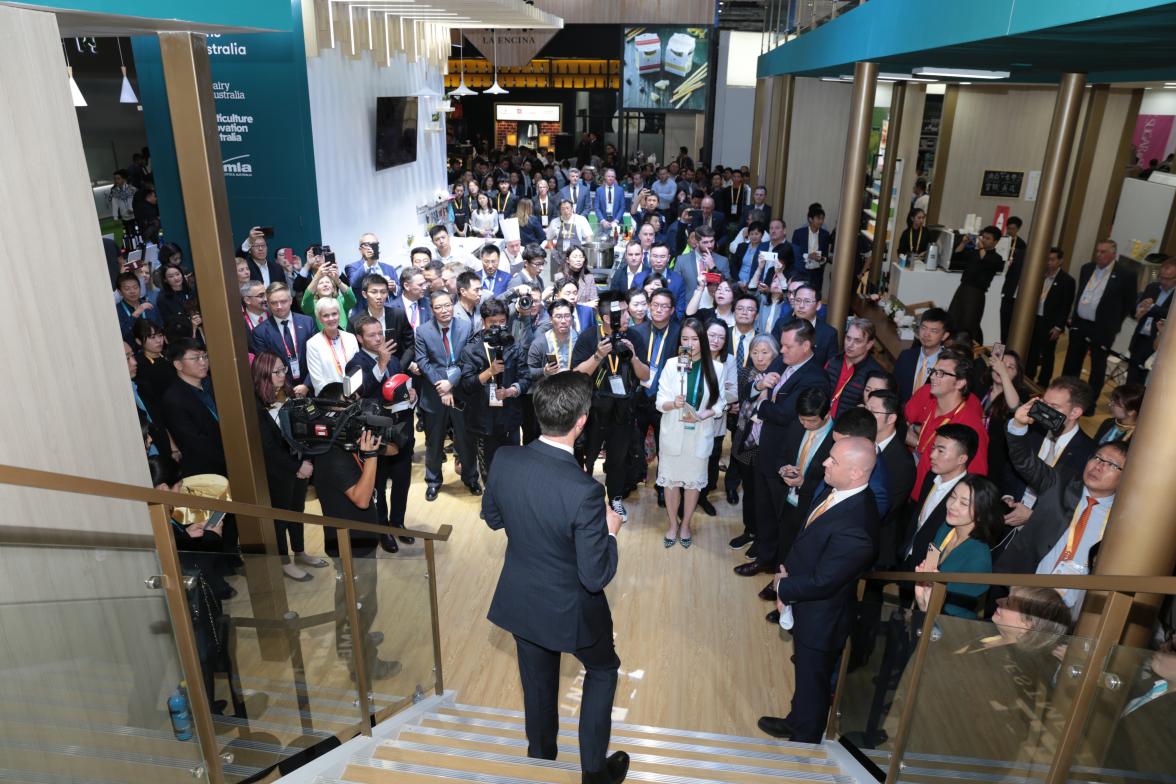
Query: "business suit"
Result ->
[[1004, 424, 1096, 505], [775, 487, 878, 741], [557, 184, 592, 216], [790, 227, 832, 293], [478, 269, 512, 298], [894, 344, 942, 405], [632, 268, 689, 320], [631, 319, 682, 462], [877, 437, 917, 564], [750, 357, 830, 570], [343, 260, 399, 292], [247, 256, 287, 288], [772, 317, 838, 368], [1026, 269, 1076, 384], [609, 263, 647, 294], [348, 305, 415, 370], [898, 473, 955, 573], [249, 312, 317, 383], [415, 318, 477, 489], [689, 212, 728, 242], [162, 378, 226, 478], [389, 295, 432, 331], [345, 350, 413, 530], [774, 421, 835, 564], [994, 473, 1086, 576], [1128, 282, 1174, 383], [1062, 261, 1137, 401], [593, 184, 627, 224], [674, 250, 731, 297], [483, 439, 620, 773]]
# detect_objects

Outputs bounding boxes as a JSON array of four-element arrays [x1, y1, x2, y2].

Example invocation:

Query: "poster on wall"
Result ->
[[622, 26, 709, 111], [1134, 114, 1174, 166]]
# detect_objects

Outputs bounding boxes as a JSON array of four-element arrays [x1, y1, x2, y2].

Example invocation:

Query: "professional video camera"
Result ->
[[279, 373, 414, 456], [483, 323, 515, 360], [603, 300, 633, 361]]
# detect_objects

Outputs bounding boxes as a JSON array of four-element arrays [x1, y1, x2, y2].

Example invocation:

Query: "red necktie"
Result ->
[[442, 327, 451, 359]]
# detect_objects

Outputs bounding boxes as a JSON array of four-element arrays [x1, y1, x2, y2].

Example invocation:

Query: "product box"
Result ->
[[664, 33, 695, 77], [634, 33, 662, 75]]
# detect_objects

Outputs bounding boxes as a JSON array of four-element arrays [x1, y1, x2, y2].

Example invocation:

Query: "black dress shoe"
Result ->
[[656, 486, 665, 507], [734, 561, 771, 577], [379, 535, 399, 553], [698, 497, 717, 516], [745, 543, 760, 560], [398, 536, 415, 545], [582, 750, 629, 784], [728, 532, 754, 549], [726, 488, 740, 505], [425, 486, 439, 502], [766, 609, 781, 624], [466, 481, 483, 496], [758, 582, 777, 601], [757, 715, 795, 739]]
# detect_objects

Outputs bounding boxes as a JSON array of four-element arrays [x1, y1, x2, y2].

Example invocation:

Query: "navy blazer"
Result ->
[[609, 264, 647, 294], [557, 184, 592, 216], [389, 295, 433, 330], [776, 487, 878, 652], [344, 349, 404, 400], [248, 257, 287, 288], [343, 260, 399, 293], [632, 268, 689, 320], [757, 356, 831, 471], [414, 318, 471, 415], [894, 344, 929, 405], [791, 226, 832, 269], [631, 319, 682, 399], [484, 439, 617, 651], [249, 312, 317, 381], [593, 184, 627, 223], [478, 269, 512, 298], [772, 317, 838, 367], [899, 472, 954, 570]]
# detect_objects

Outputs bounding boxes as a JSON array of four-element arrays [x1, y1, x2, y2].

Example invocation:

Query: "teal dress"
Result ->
[[931, 523, 993, 619]]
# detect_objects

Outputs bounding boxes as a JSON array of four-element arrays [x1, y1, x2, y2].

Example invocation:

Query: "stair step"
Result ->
[[444, 705, 825, 756], [343, 758, 544, 783]]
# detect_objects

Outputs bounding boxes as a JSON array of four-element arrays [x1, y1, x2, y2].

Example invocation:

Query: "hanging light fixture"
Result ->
[[449, 29, 477, 97], [116, 38, 138, 103], [63, 42, 86, 107], [483, 30, 508, 95]]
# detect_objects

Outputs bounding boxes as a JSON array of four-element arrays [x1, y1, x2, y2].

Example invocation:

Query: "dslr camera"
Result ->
[[483, 324, 515, 360], [604, 302, 633, 361]]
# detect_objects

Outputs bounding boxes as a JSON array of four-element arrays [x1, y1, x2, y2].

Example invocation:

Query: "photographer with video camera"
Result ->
[[572, 290, 651, 520], [346, 316, 415, 553], [458, 299, 531, 482], [312, 382, 401, 681]]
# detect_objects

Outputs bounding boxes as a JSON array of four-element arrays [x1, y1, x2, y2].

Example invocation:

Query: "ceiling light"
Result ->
[[484, 30, 508, 95], [449, 29, 477, 97], [912, 67, 1010, 80], [62, 43, 85, 107], [116, 39, 138, 104]]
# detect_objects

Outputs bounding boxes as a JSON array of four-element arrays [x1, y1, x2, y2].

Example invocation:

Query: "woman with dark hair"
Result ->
[[898, 208, 931, 259], [686, 275, 736, 329], [251, 352, 325, 582], [132, 319, 174, 408], [701, 318, 739, 517], [157, 241, 186, 271], [642, 273, 668, 302], [656, 317, 723, 548], [559, 244, 597, 306], [469, 190, 500, 239], [984, 348, 1031, 492], [914, 473, 1001, 618], [1096, 382, 1144, 443], [156, 264, 197, 326]]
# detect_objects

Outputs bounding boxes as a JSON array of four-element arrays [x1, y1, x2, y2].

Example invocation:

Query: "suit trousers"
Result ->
[[273, 477, 309, 558], [753, 461, 788, 568], [1025, 317, 1059, 385], [1127, 335, 1154, 385], [787, 638, 838, 743], [739, 457, 758, 536], [333, 554, 378, 671], [375, 449, 412, 529], [583, 402, 635, 500], [424, 405, 476, 488], [948, 284, 987, 345], [513, 632, 620, 773], [1062, 318, 1111, 404], [475, 429, 519, 484]]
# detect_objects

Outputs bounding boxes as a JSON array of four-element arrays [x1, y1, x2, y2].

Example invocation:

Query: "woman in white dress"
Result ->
[[468, 191, 500, 239], [702, 318, 740, 512], [656, 317, 723, 549]]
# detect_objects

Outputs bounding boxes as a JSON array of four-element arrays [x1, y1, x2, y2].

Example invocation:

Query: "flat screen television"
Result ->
[[375, 96, 418, 170]]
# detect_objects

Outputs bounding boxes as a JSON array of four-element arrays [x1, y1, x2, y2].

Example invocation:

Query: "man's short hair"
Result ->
[[352, 315, 380, 336], [548, 297, 573, 317], [168, 338, 202, 363], [428, 289, 453, 307], [980, 225, 1003, 242], [935, 423, 979, 462], [533, 372, 594, 436], [362, 273, 389, 292], [400, 267, 422, 289], [695, 225, 716, 240], [1008, 216, 1023, 229], [864, 369, 895, 391], [425, 258, 445, 274], [1098, 238, 1118, 253], [919, 307, 951, 331], [780, 318, 815, 347], [867, 388, 900, 415], [240, 282, 264, 298], [428, 224, 448, 240], [834, 407, 878, 441], [480, 298, 507, 320], [410, 245, 434, 260], [596, 289, 630, 314], [797, 386, 831, 418], [747, 221, 766, 235], [479, 243, 500, 258], [938, 349, 973, 396], [1047, 375, 1095, 415], [847, 316, 876, 341], [456, 270, 480, 292], [1049, 246, 1065, 260], [265, 281, 291, 298], [649, 287, 675, 309], [522, 244, 547, 263], [649, 242, 671, 256]]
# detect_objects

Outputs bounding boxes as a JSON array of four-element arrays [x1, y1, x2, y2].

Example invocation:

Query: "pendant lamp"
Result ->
[[63, 43, 86, 107], [483, 31, 508, 95], [449, 31, 478, 97], [116, 39, 138, 103]]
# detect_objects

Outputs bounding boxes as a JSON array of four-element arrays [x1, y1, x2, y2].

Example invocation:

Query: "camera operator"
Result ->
[[572, 290, 651, 520], [458, 299, 531, 481], [313, 382, 400, 681], [345, 316, 415, 553], [506, 283, 549, 349]]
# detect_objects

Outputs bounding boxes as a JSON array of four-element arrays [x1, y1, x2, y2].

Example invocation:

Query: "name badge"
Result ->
[[290, 364, 301, 379], [488, 382, 503, 407], [446, 366, 461, 384], [730, 204, 738, 215], [608, 375, 626, 396], [541, 215, 549, 226]]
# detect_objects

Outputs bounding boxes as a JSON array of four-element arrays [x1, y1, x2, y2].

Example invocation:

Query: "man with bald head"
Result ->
[[758, 436, 879, 744]]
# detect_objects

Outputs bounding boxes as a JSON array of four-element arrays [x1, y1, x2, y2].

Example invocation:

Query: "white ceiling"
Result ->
[[330, 0, 563, 29]]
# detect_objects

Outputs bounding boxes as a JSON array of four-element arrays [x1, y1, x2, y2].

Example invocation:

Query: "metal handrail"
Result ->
[[864, 569, 1176, 593], [0, 463, 452, 542]]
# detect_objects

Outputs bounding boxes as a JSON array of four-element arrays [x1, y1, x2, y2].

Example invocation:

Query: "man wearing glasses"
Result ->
[[902, 350, 988, 500], [162, 339, 226, 478], [772, 283, 837, 367]]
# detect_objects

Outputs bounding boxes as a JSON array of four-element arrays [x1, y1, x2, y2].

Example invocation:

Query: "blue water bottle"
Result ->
[[169, 681, 193, 741]]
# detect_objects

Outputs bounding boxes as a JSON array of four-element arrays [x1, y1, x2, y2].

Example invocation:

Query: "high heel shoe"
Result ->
[[679, 537, 693, 549], [663, 527, 679, 548]]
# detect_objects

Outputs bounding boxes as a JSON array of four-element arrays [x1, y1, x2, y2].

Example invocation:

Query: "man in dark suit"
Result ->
[[162, 339, 226, 478], [483, 372, 630, 784], [557, 168, 592, 216], [345, 316, 414, 553], [343, 232, 399, 293], [630, 289, 681, 506], [347, 273, 415, 372], [633, 244, 689, 320], [1025, 247, 1077, 385], [251, 282, 317, 391], [1000, 376, 1097, 527], [389, 267, 432, 333], [772, 283, 838, 367], [998, 245, 1027, 344], [790, 205, 832, 295], [823, 317, 883, 417], [769, 389, 835, 567], [735, 320, 831, 577], [242, 229, 287, 287], [897, 423, 975, 573], [758, 437, 879, 742], [894, 307, 952, 405], [1127, 257, 1176, 383], [1062, 240, 1138, 404], [687, 199, 727, 249]]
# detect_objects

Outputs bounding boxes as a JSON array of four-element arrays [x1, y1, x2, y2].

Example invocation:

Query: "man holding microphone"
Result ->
[[483, 372, 629, 784]]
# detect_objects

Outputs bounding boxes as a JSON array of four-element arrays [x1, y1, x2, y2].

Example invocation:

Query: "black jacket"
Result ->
[[1004, 423, 1096, 503], [995, 474, 1087, 575], [756, 356, 831, 471], [458, 331, 530, 434], [1071, 261, 1137, 344], [484, 439, 617, 651], [162, 379, 226, 478]]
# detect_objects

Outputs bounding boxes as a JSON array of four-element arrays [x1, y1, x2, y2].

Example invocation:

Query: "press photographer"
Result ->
[[458, 299, 531, 481], [572, 290, 651, 520]]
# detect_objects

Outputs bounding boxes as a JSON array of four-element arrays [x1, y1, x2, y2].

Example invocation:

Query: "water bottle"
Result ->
[[169, 682, 193, 741], [926, 243, 939, 271]]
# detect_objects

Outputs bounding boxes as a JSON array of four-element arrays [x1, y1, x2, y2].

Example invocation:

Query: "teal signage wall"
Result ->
[[131, 2, 320, 264]]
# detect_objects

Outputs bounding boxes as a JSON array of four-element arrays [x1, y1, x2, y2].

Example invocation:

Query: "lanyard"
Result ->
[[918, 400, 966, 457], [495, 192, 510, 212], [647, 327, 668, 367], [277, 320, 297, 360], [685, 361, 704, 408], [539, 198, 548, 216], [546, 330, 569, 369], [326, 334, 348, 376], [831, 360, 856, 404], [910, 227, 923, 252], [597, 325, 620, 374], [936, 527, 957, 560]]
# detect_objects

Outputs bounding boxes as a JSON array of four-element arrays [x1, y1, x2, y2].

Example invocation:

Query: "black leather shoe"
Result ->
[[745, 543, 760, 560], [726, 488, 739, 505], [466, 481, 483, 496], [425, 486, 439, 502], [398, 536, 415, 545], [698, 497, 717, 516], [766, 609, 781, 624], [379, 535, 399, 553], [758, 582, 777, 601], [656, 486, 665, 507], [734, 561, 772, 577], [729, 532, 754, 549], [581, 750, 629, 784], [757, 715, 795, 739]]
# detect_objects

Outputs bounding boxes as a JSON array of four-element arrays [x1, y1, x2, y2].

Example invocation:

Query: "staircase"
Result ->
[[318, 701, 854, 784]]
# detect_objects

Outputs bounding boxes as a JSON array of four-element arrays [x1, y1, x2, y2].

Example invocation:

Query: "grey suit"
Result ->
[[557, 184, 592, 216], [675, 250, 731, 295], [414, 318, 477, 488]]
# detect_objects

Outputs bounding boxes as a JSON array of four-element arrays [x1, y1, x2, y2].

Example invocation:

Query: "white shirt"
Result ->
[[361, 348, 388, 382], [877, 432, 898, 454], [907, 471, 966, 556], [538, 436, 574, 455], [1037, 273, 1057, 316], [1076, 263, 1114, 321], [306, 329, 360, 394], [1007, 419, 1081, 506], [807, 228, 821, 256]]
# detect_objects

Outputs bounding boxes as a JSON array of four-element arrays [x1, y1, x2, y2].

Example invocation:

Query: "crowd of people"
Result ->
[[114, 141, 1174, 752]]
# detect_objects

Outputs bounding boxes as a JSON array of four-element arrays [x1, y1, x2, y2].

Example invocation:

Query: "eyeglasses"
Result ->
[[182, 353, 209, 363], [734, 305, 758, 314], [271, 367, 288, 375], [432, 303, 453, 311], [792, 298, 817, 306], [928, 368, 958, 379], [1090, 454, 1124, 472]]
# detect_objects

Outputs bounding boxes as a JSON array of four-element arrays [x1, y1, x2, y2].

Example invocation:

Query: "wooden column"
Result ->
[[764, 75, 795, 217], [868, 80, 906, 289]]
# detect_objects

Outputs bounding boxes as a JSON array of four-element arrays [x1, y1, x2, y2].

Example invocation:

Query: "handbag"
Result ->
[[731, 397, 762, 466]]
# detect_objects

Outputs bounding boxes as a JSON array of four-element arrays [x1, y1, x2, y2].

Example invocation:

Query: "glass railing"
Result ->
[[0, 465, 451, 784]]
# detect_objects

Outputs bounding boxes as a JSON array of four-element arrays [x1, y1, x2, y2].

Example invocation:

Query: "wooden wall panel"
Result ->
[[783, 77, 852, 237]]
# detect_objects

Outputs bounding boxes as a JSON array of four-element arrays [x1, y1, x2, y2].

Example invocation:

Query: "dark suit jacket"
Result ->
[[348, 305, 414, 368], [484, 439, 618, 651], [632, 268, 689, 320], [895, 344, 934, 404], [776, 488, 878, 651], [898, 473, 955, 571], [731, 240, 770, 285], [790, 226, 832, 270], [343, 260, 399, 292], [344, 349, 404, 400], [477, 269, 512, 298], [256, 397, 301, 502], [1004, 424, 1096, 502], [772, 318, 838, 368], [389, 295, 433, 330], [824, 352, 883, 414], [162, 379, 226, 478], [631, 319, 682, 399], [878, 435, 918, 566], [995, 474, 1086, 575], [689, 211, 728, 240], [1041, 270, 1077, 331], [1072, 261, 1137, 344], [247, 257, 287, 288], [779, 421, 835, 515], [249, 312, 317, 381], [1130, 282, 1174, 356], [757, 357, 831, 471]]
